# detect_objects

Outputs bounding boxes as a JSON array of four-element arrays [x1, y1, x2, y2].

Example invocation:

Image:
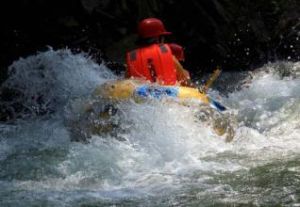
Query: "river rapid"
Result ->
[[1, 49, 300, 206]]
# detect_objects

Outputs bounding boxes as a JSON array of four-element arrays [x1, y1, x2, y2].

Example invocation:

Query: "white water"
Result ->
[[1, 49, 300, 206]]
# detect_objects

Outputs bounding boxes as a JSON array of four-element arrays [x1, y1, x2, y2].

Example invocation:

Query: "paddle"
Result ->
[[203, 68, 222, 93], [201, 68, 227, 112], [209, 98, 227, 112]]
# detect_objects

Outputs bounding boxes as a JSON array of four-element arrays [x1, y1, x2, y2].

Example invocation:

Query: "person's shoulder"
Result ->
[[167, 43, 185, 61]]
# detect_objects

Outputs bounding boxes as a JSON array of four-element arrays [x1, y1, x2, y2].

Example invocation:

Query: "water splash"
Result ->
[[0, 48, 115, 120], [1, 50, 300, 206]]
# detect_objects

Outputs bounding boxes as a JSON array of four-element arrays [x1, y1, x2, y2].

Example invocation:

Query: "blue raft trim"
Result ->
[[135, 85, 179, 99], [135, 85, 227, 112]]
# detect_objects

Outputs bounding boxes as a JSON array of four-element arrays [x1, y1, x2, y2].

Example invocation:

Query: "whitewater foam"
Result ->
[[1, 50, 300, 206]]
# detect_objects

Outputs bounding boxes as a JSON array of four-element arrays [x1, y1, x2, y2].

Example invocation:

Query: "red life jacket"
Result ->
[[126, 43, 177, 85]]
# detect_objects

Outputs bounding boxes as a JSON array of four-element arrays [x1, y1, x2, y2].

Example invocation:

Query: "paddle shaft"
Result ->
[[203, 68, 222, 92]]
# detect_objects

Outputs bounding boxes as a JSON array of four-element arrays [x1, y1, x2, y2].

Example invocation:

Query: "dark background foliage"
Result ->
[[0, 0, 299, 81]]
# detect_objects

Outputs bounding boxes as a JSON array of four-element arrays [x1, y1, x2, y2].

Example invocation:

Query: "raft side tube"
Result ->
[[93, 79, 223, 109]]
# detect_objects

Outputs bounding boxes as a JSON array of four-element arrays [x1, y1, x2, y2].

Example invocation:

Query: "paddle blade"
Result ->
[[210, 99, 227, 112]]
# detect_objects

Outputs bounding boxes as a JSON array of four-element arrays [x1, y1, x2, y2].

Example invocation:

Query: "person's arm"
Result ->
[[124, 64, 130, 78], [173, 56, 194, 87]]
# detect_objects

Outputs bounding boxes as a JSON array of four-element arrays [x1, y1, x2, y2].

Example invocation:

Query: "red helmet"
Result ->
[[138, 18, 172, 39], [168, 43, 185, 61]]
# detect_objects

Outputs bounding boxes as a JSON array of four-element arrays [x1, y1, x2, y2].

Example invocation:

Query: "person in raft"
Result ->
[[125, 18, 192, 86]]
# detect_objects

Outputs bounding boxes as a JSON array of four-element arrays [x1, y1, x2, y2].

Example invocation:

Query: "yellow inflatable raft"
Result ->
[[93, 79, 226, 112], [68, 79, 234, 143]]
